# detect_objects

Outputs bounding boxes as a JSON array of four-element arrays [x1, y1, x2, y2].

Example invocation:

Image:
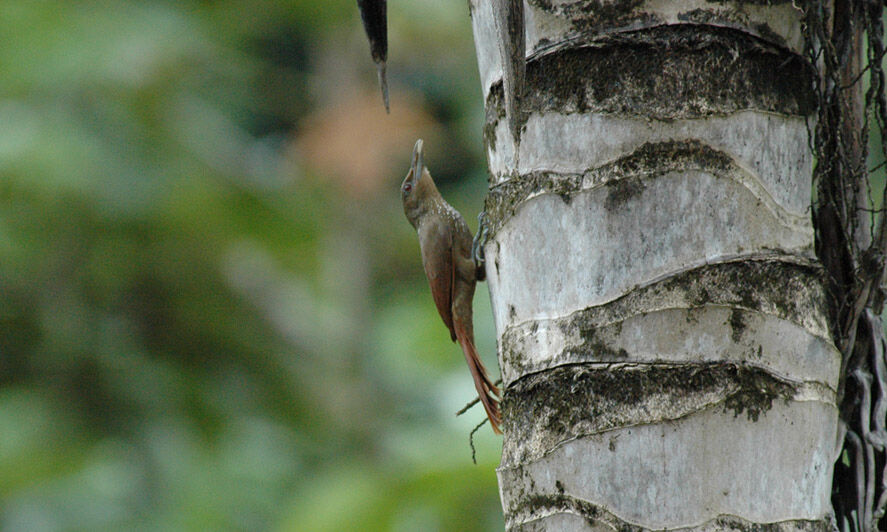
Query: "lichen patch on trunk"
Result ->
[[499, 394, 837, 529], [494, 259, 839, 388], [483, 139, 807, 234], [522, 26, 813, 119], [500, 362, 800, 466]]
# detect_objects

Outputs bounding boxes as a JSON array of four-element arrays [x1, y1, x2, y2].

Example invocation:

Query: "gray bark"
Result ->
[[469, 1, 841, 530]]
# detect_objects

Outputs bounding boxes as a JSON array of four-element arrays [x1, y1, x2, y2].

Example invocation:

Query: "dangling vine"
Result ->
[[802, 1, 887, 530]]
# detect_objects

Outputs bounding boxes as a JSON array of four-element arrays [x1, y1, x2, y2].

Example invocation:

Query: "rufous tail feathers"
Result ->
[[456, 328, 502, 434]]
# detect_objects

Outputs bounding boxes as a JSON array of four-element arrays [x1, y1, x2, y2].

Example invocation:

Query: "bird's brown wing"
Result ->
[[419, 221, 457, 341]]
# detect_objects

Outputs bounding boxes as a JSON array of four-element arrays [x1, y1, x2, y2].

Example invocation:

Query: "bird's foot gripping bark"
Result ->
[[472, 212, 489, 282]]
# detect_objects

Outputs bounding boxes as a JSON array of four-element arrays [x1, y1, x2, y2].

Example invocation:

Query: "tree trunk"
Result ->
[[469, 2, 841, 530]]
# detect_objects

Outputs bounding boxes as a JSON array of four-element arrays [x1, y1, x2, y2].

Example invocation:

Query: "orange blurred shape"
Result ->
[[295, 88, 441, 200]]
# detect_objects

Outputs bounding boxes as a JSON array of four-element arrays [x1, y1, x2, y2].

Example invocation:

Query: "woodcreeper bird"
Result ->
[[401, 139, 502, 433]]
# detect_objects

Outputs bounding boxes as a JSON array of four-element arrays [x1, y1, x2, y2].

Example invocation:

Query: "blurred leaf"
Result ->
[[0, 0, 501, 530]]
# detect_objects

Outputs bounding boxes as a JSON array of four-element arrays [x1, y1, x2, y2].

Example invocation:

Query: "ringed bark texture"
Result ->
[[468, 1, 840, 530]]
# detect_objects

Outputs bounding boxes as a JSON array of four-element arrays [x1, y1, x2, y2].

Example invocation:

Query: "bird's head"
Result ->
[[402, 139, 437, 228]]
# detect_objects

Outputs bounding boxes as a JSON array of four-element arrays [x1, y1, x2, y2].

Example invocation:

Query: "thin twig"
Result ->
[[469, 418, 487, 465], [456, 378, 503, 416]]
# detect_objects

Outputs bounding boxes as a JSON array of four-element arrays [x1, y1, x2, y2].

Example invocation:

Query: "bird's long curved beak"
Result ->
[[410, 139, 424, 183]]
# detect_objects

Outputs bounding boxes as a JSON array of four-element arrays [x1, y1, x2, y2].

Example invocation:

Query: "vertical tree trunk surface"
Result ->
[[469, 2, 841, 530]]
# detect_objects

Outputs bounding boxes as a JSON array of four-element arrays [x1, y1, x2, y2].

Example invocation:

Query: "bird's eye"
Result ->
[[403, 182, 412, 194]]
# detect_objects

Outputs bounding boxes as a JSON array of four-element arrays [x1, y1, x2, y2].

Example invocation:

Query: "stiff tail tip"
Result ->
[[458, 334, 502, 434]]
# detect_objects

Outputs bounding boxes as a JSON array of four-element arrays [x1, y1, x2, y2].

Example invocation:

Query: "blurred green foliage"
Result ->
[[0, 1, 502, 530]]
